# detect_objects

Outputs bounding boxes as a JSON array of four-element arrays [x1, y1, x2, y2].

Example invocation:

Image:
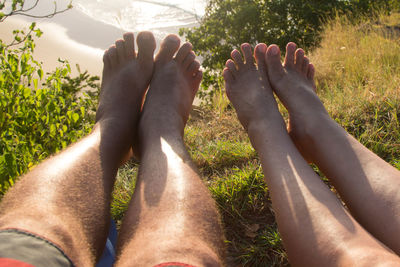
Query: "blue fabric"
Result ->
[[96, 220, 117, 267]]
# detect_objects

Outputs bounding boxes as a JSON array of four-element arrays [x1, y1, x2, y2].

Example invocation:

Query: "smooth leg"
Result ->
[[0, 32, 156, 265], [265, 42, 400, 254], [116, 35, 225, 267], [223, 43, 400, 266]]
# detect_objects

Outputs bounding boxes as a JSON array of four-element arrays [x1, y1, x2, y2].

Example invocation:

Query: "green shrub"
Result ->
[[181, 0, 400, 104], [0, 22, 99, 195]]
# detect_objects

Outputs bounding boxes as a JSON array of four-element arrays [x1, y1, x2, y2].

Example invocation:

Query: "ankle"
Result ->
[[93, 119, 133, 156], [138, 121, 185, 152], [288, 112, 335, 161], [138, 129, 188, 161], [246, 117, 287, 148], [302, 112, 333, 137]]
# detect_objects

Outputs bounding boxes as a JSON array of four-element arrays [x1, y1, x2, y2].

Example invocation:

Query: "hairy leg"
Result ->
[[223, 43, 400, 266], [266, 42, 400, 254], [0, 32, 156, 265], [116, 35, 225, 267]]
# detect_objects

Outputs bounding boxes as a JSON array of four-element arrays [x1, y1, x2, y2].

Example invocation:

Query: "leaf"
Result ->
[[61, 68, 68, 76], [37, 68, 43, 79], [49, 124, 56, 136], [23, 87, 30, 98], [72, 113, 79, 123], [33, 78, 38, 89], [66, 110, 73, 120]]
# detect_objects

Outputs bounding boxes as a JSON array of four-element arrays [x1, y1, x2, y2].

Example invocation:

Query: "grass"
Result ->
[[311, 12, 400, 165], [111, 11, 400, 266]]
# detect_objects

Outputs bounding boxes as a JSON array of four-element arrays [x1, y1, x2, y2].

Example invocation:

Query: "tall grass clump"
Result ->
[[311, 11, 400, 166]]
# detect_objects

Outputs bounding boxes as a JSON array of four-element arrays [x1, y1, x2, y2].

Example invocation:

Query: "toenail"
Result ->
[[270, 46, 279, 55]]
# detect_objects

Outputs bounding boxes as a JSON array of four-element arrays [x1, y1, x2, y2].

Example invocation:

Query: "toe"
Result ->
[[226, 59, 238, 76], [188, 59, 200, 74], [108, 46, 119, 68], [265, 45, 285, 80], [102, 50, 112, 81], [175, 42, 193, 64], [284, 42, 297, 69], [103, 49, 111, 67], [241, 43, 254, 66], [155, 34, 180, 65], [307, 63, 315, 80], [182, 51, 196, 70], [223, 68, 234, 98], [123, 32, 136, 60], [307, 63, 317, 91], [231, 49, 244, 67], [115, 39, 126, 64], [223, 68, 234, 83], [254, 43, 267, 73], [295, 49, 305, 71], [193, 70, 203, 91], [302, 56, 309, 75], [137, 31, 156, 63]]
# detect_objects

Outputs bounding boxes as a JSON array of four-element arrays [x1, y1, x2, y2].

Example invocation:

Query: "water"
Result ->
[[3, 0, 207, 41], [73, 0, 207, 39]]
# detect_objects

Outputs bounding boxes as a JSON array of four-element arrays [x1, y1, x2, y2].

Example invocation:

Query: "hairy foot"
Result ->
[[138, 34, 202, 143], [96, 32, 156, 162], [223, 43, 285, 139], [265, 43, 329, 161]]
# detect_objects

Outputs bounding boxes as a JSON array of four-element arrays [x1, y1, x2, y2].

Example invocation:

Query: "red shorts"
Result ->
[[154, 263, 196, 267]]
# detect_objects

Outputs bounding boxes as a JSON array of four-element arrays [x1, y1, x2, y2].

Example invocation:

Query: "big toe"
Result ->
[[284, 42, 297, 69], [137, 31, 156, 63], [155, 34, 180, 66], [265, 45, 285, 81]]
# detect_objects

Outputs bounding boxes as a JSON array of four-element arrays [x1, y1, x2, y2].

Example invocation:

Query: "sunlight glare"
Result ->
[[160, 137, 186, 233]]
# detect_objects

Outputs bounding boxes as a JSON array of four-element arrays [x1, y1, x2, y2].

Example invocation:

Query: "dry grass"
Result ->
[[311, 13, 400, 117]]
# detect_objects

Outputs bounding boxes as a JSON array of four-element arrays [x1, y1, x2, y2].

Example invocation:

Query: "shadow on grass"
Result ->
[[209, 161, 289, 266]]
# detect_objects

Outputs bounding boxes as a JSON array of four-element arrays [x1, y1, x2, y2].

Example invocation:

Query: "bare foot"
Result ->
[[138, 34, 202, 142], [223, 43, 286, 141], [265, 43, 330, 161], [96, 32, 156, 162]]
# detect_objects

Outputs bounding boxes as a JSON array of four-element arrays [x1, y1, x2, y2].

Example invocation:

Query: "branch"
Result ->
[[5, 27, 34, 48], [21, 0, 40, 13], [0, 0, 73, 22], [9, 8, 70, 19]]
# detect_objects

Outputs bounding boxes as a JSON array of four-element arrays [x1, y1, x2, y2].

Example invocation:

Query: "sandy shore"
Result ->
[[0, 5, 194, 77], [0, 7, 129, 77]]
